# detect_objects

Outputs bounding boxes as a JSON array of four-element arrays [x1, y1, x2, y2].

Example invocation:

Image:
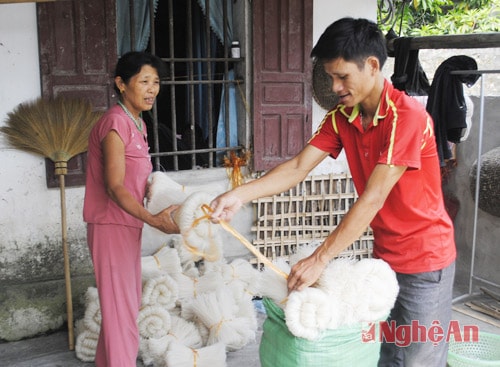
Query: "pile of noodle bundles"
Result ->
[[283, 255, 399, 340], [173, 191, 223, 262], [142, 245, 183, 281], [76, 189, 262, 366], [138, 304, 172, 339], [142, 274, 179, 310]]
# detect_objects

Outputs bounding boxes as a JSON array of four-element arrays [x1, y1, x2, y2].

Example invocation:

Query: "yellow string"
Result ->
[[200, 204, 288, 280], [191, 348, 198, 367]]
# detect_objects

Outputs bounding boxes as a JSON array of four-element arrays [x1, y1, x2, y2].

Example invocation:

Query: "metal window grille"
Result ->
[[127, 0, 245, 171]]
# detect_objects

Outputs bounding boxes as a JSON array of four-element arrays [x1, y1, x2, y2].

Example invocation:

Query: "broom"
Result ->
[[0, 96, 101, 350]]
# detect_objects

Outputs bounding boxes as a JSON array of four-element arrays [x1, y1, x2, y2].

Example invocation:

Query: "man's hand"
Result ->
[[287, 252, 328, 292], [210, 193, 243, 222]]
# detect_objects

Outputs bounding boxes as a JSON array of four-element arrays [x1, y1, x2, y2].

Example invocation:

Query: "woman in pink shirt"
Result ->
[[83, 51, 179, 367]]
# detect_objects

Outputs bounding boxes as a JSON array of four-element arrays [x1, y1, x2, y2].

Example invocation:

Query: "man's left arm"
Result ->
[[287, 163, 407, 292]]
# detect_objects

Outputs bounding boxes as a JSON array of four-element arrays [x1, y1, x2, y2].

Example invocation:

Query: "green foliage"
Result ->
[[378, 0, 500, 36]]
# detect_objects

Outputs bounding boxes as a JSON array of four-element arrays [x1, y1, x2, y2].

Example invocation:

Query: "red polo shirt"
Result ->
[[309, 80, 456, 273]]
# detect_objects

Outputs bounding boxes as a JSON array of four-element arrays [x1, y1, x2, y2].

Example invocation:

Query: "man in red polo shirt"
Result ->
[[210, 17, 456, 366]]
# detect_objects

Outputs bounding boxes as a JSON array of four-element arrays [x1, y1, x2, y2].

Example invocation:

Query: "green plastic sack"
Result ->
[[259, 297, 382, 367]]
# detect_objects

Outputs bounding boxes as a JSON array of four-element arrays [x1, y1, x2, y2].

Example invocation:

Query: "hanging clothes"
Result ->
[[425, 55, 479, 166], [390, 35, 430, 96]]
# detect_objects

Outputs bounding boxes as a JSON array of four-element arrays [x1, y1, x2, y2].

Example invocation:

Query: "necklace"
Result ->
[[117, 100, 143, 133]]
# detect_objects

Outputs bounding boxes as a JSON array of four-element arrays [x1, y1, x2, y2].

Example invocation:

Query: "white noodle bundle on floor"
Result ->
[[139, 336, 170, 367], [142, 245, 183, 281], [235, 292, 259, 332], [174, 191, 222, 262], [142, 274, 179, 310], [259, 257, 290, 308], [83, 287, 101, 334], [74, 318, 98, 362], [138, 304, 172, 339], [285, 287, 334, 340], [172, 270, 225, 302], [165, 341, 227, 367], [75, 329, 98, 362], [170, 235, 201, 274], [214, 258, 262, 297], [190, 288, 255, 351], [168, 315, 204, 348]]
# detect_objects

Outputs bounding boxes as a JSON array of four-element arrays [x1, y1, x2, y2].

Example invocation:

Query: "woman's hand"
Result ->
[[152, 205, 180, 234]]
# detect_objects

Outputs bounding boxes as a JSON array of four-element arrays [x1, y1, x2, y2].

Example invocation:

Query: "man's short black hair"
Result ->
[[311, 17, 387, 70]]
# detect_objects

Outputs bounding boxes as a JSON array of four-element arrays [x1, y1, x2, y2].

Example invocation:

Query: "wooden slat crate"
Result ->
[[251, 173, 374, 267]]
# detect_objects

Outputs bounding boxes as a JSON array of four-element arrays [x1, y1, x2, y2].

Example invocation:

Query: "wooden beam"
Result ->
[[0, 0, 55, 3], [387, 33, 500, 52]]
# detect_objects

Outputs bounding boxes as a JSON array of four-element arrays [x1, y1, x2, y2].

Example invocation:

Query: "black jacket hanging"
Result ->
[[390, 36, 430, 96], [425, 55, 480, 166]]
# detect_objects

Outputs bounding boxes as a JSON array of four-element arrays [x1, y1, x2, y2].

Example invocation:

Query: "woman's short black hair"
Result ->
[[311, 17, 387, 70], [113, 51, 167, 94]]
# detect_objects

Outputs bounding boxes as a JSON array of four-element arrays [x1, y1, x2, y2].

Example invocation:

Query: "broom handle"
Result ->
[[58, 172, 75, 350]]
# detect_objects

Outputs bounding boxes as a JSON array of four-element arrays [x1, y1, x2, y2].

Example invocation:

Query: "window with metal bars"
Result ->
[[127, 0, 246, 172]]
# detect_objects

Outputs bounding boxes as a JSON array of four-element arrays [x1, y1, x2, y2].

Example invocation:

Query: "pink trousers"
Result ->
[[87, 223, 142, 367]]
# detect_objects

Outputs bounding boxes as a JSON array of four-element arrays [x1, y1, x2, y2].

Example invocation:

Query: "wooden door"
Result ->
[[37, 0, 117, 187], [252, 0, 313, 171]]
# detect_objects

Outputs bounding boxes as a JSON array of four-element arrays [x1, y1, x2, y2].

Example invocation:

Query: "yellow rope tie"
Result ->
[[200, 205, 289, 280], [153, 255, 161, 269], [192, 277, 198, 298], [209, 318, 228, 337], [181, 210, 220, 262], [191, 348, 199, 367]]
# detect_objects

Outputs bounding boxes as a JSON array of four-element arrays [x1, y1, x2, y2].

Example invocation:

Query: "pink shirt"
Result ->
[[83, 104, 152, 228], [309, 80, 456, 274]]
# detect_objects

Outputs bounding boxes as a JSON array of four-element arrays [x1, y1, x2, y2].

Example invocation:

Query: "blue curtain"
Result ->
[[116, 0, 159, 56], [196, 0, 233, 44]]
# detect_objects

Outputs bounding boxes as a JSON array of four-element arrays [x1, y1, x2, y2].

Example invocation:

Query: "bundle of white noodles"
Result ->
[[165, 341, 227, 367], [282, 250, 398, 339], [139, 335, 171, 367], [173, 191, 223, 262], [170, 235, 201, 276], [141, 245, 183, 281], [75, 319, 98, 362], [285, 287, 336, 340], [142, 274, 179, 310], [189, 288, 255, 351], [139, 315, 204, 367], [82, 287, 101, 334], [172, 270, 226, 302], [145, 171, 220, 213], [138, 304, 172, 339], [259, 257, 290, 308], [205, 258, 262, 297]]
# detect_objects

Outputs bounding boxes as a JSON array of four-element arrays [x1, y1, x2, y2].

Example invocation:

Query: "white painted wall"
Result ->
[[0, 4, 87, 260], [311, 0, 377, 175]]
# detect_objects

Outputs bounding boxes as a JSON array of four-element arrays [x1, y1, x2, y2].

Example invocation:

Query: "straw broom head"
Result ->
[[1, 96, 101, 166]]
